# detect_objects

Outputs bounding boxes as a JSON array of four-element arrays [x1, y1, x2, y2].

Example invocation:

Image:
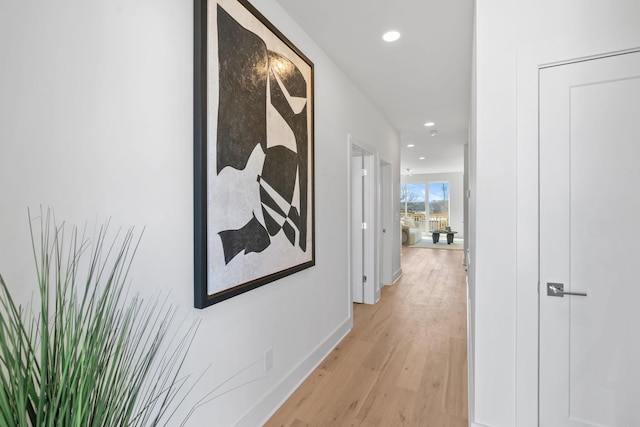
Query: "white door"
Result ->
[[351, 147, 364, 303], [351, 143, 378, 304], [379, 160, 392, 287], [362, 151, 378, 304], [540, 50, 640, 426]]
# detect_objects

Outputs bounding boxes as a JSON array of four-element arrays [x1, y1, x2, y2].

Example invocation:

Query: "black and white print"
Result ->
[[194, 0, 314, 307]]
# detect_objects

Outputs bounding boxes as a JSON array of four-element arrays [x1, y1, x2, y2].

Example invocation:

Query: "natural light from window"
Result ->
[[429, 182, 450, 229]]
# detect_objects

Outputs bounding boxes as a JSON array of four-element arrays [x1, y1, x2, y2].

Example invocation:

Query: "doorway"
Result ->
[[350, 140, 378, 305], [379, 159, 393, 287], [539, 49, 640, 426]]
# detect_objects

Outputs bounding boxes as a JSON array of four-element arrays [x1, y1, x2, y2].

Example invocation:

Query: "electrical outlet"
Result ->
[[264, 348, 273, 372]]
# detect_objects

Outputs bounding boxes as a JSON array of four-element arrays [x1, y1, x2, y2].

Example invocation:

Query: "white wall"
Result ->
[[472, 1, 640, 426], [0, 0, 400, 425], [402, 172, 464, 238]]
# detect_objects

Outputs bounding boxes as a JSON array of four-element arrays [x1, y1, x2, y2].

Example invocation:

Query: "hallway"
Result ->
[[266, 247, 468, 426]]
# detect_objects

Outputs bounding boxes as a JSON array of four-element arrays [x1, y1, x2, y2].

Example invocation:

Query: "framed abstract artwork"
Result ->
[[193, 0, 315, 308]]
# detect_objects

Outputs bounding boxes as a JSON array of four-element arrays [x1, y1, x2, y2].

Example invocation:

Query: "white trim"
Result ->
[[516, 47, 640, 427], [514, 49, 541, 427], [236, 317, 353, 427], [378, 157, 393, 287], [467, 9, 477, 425], [392, 268, 402, 284], [349, 135, 380, 305], [347, 134, 355, 312], [539, 46, 640, 69], [515, 45, 640, 427]]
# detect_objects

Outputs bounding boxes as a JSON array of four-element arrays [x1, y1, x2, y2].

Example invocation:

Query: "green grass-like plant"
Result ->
[[0, 210, 198, 426]]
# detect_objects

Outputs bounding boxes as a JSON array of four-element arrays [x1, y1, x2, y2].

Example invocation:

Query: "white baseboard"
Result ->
[[234, 317, 353, 426], [392, 268, 402, 283], [471, 423, 491, 427]]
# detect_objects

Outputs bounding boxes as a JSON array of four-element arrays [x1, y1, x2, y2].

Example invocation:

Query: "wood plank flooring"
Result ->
[[266, 247, 468, 427]]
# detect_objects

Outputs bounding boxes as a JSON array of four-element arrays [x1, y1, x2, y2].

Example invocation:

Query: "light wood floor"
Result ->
[[266, 247, 468, 427]]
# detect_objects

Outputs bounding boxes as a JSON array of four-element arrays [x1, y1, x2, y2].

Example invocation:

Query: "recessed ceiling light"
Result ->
[[424, 122, 435, 127], [419, 157, 426, 160], [407, 144, 415, 148], [382, 31, 401, 42]]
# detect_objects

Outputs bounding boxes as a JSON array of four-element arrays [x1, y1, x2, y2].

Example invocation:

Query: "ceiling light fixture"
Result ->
[[424, 122, 435, 127], [419, 157, 426, 160], [430, 130, 438, 137], [407, 144, 415, 148], [382, 31, 401, 42]]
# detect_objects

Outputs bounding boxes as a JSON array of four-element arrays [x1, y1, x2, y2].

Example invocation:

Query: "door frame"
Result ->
[[510, 46, 640, 426], [539, 49, 640, 426], [348, 135, 380, 306], [378, 159, 393, 287], [350, 144, 366, 304]]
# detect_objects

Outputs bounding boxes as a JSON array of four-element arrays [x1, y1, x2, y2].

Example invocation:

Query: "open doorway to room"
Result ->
[[349, 139, 393, 304], [350, 142, 378, 305], [400, 174, 464, 249]]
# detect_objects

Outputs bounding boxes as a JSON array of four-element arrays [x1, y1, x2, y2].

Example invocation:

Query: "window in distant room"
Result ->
[[428, 182, 449, 229], [400, 183, 426, 215]]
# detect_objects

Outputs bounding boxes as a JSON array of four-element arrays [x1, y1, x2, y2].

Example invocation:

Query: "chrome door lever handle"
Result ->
[[547, 282, 587, 297]]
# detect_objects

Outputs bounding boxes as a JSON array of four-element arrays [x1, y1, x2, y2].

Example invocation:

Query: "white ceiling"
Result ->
[[275, 0, 474, 176]]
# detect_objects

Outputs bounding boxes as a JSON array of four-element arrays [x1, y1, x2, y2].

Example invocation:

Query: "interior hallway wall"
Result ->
[[0, 0, 400, 425], [472, 0, 640, 426]]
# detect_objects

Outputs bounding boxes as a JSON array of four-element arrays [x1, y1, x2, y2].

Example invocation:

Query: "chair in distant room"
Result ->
[[401, 218, 422, 245]]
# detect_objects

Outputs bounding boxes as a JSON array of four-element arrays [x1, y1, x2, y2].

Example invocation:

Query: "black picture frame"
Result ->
[[194, 0, 315, 308]]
